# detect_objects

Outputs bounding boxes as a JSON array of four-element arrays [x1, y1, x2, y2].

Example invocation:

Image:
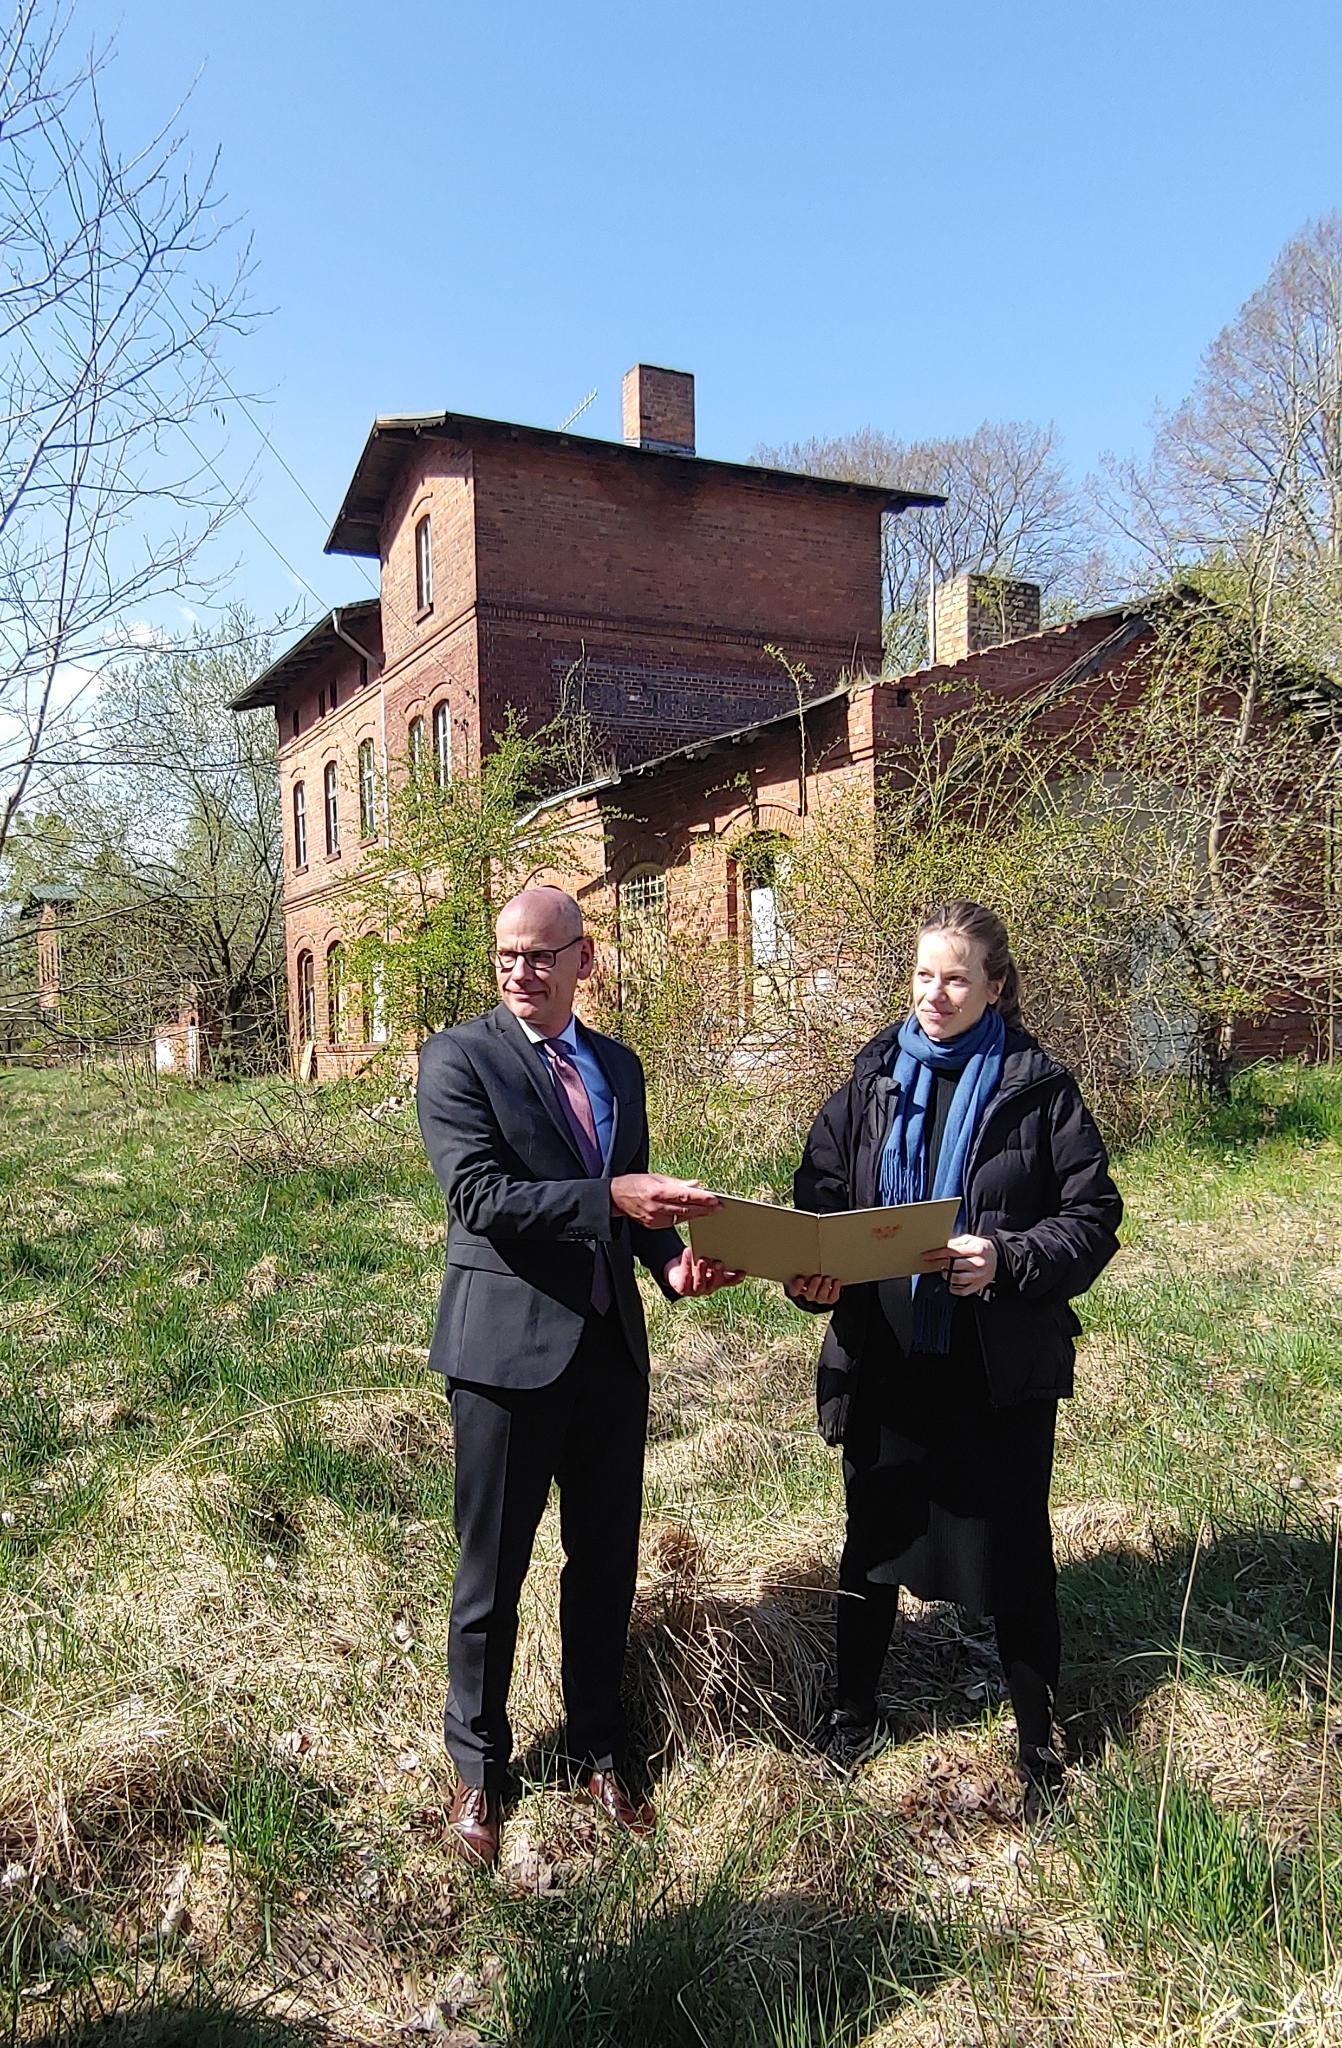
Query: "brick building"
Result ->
[[528, 575, 1334, 1067], [232, 364, 941, 1071], [531, 578, 1149, 1020]]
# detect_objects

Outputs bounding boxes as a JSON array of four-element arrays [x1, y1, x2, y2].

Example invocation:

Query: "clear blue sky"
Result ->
[[87, 0, 1342, 637]]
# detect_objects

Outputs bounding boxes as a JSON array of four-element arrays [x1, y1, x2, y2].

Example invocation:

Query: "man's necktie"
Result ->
[[542, 1037, 612, 1312]]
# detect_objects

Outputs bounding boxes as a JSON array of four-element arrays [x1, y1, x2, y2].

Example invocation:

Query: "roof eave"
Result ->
[[324, 412, 947, 558], [229, 599, 381, 712]]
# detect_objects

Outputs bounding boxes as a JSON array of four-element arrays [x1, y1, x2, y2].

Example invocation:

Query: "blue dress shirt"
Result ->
[[519, 1012, 616, 1169]]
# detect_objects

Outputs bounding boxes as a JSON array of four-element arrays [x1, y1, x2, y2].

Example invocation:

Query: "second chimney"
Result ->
[[622, 363, 695, 456], [931, 572, 1042, 665]]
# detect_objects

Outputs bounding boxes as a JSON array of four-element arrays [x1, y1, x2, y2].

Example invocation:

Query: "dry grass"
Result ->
[[0, 1067, 1340, 2043]]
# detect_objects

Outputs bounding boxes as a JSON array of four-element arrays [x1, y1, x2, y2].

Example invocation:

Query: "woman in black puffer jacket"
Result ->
[[788, 901, 1122, 1814]]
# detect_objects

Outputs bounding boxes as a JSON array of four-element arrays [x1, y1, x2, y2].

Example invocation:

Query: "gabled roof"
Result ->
[[230, 600, 381, 712], [19, 885, 78, 915], [325, 411, 946, 559]]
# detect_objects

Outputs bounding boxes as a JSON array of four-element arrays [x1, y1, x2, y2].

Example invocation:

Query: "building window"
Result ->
[[618, 866, 668, 1006], [432, 700, 451, 787], [291, 709, 299, 739], [319, 688, 326, 718], [297, 951, 316, 1043], [292, 781, 308, 869], [330, 676, 339, 710], [735, 831, 793, 1023], [326, 943, 348, 1044], [363, 956, 389, 1044], [358, 737, 377, 839], [407, 715, 425, 774], [323, 760, 340, 856], [415, 514, 433, 612]]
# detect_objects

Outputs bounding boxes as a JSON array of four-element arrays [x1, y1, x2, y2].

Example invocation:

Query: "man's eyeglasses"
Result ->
[[495, 936, 586, 972]]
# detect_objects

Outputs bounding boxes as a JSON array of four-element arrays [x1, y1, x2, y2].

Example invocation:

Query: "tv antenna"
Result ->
[[558, 388, 598, 432]]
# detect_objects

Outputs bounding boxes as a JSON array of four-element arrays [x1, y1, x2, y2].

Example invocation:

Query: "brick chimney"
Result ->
[[622, 364, 695, 456], [930, 573, 1042, 665]]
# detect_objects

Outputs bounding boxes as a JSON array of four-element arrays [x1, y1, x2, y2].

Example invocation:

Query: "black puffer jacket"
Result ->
[[794, 1021, 1123, 1442]]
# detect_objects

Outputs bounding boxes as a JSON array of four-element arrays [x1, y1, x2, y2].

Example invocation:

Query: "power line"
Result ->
[[56, 117, 418, 650]]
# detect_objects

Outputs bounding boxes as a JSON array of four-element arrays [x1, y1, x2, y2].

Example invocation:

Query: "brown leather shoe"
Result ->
[[585, 1768, 655, 1836], [446, 1780, 501, 1867]]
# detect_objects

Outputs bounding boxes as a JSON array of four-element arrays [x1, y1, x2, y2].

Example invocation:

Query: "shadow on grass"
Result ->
[[18, 1999, 318, 2048], [512, 1514, 1338, 1787], [1060, 1517, 1338, 1759], [483, 1858, 960, 2048]]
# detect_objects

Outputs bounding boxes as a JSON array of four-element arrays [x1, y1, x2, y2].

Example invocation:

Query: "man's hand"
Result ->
[[663, 1249, 745, 1297], [787, 1273, 842, 1307], [944, 1233, 998, 1296], [610, 1174, 719, 1230]]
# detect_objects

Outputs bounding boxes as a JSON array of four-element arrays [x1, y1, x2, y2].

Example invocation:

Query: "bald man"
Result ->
[[416, 887, 738, 1865]]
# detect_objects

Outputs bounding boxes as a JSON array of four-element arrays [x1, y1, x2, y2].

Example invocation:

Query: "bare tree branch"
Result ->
[[0, 0, 255, 861]]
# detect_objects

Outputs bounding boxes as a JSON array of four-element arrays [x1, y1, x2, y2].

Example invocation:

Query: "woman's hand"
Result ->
[[787, 1273, 842, 1306], [943, 1233, 998, 1296]]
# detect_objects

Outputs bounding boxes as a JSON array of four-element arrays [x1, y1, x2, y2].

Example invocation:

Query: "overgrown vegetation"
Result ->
[[0, 1063, 1338, 2044]]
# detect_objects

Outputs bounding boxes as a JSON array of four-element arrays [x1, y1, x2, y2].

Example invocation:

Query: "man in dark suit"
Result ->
[[416, 885, 738, 1865]]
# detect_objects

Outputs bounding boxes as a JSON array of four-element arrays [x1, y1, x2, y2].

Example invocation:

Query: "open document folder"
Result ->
[[689, 1194, 962, 1287]]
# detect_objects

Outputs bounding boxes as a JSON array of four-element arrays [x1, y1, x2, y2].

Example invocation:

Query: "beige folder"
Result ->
[[689, 1194, 961, 1286]]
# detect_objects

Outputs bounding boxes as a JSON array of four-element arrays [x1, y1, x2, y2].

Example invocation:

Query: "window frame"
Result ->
[[363, 955, 389, 1044], [432, 700, 451, 788], [617, 865, 669, 1009], [292, 780, 308, 870], [323, 760, 340, 857], [297, 950, 316, 1043], [414, 513, 433, 614], [326, 942, 348, 1045], [357, 737, 377, 840]]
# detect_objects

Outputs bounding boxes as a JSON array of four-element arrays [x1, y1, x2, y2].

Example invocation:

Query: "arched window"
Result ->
[[432, 700, 451, 788], [408, 715, 425, 774], [323, 760, 340, 856], [292, 781, 308, 869], [415, 514, 433, 612], [734, 831, 793, 1022], [296, 951, 316, 1043], [326, 943, 348, 1044], [362, 955, 389, 1044], [618, 866, 668, 1006], [358, 737, 377, 839]]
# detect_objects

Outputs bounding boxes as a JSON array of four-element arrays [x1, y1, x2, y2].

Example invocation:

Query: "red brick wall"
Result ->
[[470, 440, 884, 762], [378, 442, 477, 673], [472, 441, 881, 641]]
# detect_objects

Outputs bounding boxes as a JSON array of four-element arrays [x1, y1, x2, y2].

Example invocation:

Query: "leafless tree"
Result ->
[[0, 0, 254, 863], [1095, 215, 1342, 1081], [0, 612, 285, 1070], [754, 419, 1107, 668], [1104, 212, 1342, 682]]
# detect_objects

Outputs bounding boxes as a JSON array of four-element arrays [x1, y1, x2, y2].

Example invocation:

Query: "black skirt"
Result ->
[[840, 1303, 1057, 1619]]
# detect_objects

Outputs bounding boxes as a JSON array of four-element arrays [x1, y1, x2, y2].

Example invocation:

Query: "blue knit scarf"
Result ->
[[878, 1006, 1006, 1354]]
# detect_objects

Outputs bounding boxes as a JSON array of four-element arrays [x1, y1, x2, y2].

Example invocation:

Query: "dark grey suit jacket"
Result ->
[[416, 1003, 683, 1388]]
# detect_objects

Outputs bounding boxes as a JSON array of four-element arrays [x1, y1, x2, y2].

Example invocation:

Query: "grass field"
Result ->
[[0, 1064, 1340, 2046]]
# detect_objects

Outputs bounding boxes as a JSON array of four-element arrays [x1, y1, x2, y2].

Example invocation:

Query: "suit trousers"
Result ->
[[445, 1311, 647, 1789]]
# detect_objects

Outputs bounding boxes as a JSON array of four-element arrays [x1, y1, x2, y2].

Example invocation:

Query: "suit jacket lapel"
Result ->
[[489, 1004, 587, 1169]]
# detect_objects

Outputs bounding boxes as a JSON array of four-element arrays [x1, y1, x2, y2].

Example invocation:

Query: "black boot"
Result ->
[[1017, 1741, 1064, 1824]]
